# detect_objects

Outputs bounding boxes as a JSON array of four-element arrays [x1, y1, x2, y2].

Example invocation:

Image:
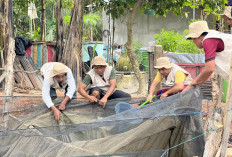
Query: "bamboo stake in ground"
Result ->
[[2, 38, 15, 129], [220, 54, 232, 157]]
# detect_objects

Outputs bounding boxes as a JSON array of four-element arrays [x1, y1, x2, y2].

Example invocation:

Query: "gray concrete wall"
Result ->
[[103, 9, 208, 47]]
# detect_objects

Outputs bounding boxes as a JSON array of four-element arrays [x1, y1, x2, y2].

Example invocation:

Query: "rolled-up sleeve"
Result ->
[[66, 69, 76, 99], [42, 79, 54, 108]]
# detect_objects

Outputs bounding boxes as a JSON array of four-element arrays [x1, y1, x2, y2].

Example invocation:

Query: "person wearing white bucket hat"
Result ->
[[41, 62, 76, 122], [184, 21, 232, 91], [78, 56, 131, 108], [220, 6, 232, 26], [147, 57, 193, 101]]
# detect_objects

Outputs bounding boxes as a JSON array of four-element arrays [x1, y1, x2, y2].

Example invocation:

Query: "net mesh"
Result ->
[[0, 87, 205, 157]]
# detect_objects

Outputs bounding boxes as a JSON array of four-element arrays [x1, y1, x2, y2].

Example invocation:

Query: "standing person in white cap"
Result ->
[[184, 21, 232, 91], [41, 62, 76, 122], [147, 57, 193, 101], [78, 56, 131, 108], [221, 6, 232, 27]]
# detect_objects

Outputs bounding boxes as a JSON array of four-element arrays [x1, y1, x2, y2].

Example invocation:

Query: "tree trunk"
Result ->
[[0, 0, 14, 64], [125, 0, 145, 94], [62, 0, 83, 86], [77, 0, 84, 80], [2, 38, 15, 129], [41, 0, 46, 41], [56, 0, 64, 61], [89, 0, 93, 41]]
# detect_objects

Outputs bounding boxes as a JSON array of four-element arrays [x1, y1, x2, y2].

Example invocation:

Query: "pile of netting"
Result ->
[[0, 87, 205, 157]]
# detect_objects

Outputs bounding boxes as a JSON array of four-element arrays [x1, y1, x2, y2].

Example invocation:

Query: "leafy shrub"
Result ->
[[116, 56, 133, 71], [17, 27, 41, 41], [116, 41, 143, 71], [154, 29, 200, 54]]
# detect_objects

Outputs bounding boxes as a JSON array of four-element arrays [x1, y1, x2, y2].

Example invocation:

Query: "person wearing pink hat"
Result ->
[[147, 57, 193, 101], [185, 21, 232, 91]]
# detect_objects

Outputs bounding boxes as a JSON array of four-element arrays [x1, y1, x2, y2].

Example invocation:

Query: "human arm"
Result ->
[[147, 80, 159, 102], [99, 68, 117, 107], [65, 70, 76, 100], [42, 79, 61, 122], [42, 79, 55, 108], [59, 96, 70, 110], [50, 106, 62, 122], [99, 79, 116, 108], [183, 60, 215, 91], [78, 82, 98, 103], [160, 70, 185, 99], [160, 82, 184, 99], [147, 72, 161, 102], [59, 70, 76, 110]]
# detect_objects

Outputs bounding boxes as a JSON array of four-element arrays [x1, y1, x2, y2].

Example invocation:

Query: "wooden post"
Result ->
[[148, 51, 154, 92], [220, 55, 232, 157], [153, 45, 163, 90], [2, 38, 15, 129]]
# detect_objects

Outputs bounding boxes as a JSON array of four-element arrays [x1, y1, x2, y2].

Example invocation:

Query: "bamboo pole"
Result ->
[[220, 55, 232, 157], [2, 38, 15, 129]]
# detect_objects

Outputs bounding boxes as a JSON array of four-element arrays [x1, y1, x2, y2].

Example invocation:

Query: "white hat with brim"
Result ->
[[92, 56, 108, 67], [220, 6, 232, 20], [50, 63, 68, 78], [185, 21, 210, 40], [154, 57, 174, 69]]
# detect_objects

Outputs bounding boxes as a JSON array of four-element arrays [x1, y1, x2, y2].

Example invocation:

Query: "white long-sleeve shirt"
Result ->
[[41, 62, 76, 108]]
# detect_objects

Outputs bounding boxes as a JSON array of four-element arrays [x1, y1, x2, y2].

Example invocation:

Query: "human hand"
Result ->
[[88, 95, 98, 103], [146, 94, 153, 102], [160, 93, 168, 100], [59, 102, 66, 111], [99, 97, 107, 108], [51, 106, 62, 122]]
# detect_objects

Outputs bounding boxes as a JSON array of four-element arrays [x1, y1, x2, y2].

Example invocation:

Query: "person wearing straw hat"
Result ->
[[221, 6, 232, 27], [78, 56, 131, 108], [41, 62, 76, 122], [147, 57, 193, 101], [184, 21, 232, 91]]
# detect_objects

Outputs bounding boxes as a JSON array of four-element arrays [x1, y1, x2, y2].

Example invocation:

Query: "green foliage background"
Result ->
[[154, 29, 200, 54], [13, 0, 102, 41]]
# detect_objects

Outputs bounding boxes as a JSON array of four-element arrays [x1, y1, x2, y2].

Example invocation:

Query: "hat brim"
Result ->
[[154, 63, 174, 69], [185, 30, 211, 40], [220, 14, 232, 20], [50, 71, 68, 78], [92, 63, 108, 68]]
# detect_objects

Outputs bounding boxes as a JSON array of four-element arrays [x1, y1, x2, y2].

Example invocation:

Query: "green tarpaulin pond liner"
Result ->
[[0, 87, 205, 157]]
